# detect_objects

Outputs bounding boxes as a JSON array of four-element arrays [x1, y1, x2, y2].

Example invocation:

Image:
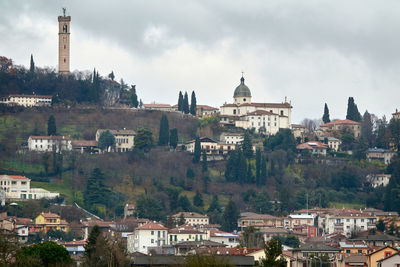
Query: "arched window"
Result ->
[[63, 24, 68, 33], [64, 58, 66, 63]]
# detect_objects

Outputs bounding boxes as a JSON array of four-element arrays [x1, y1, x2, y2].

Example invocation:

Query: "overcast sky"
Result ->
[[1, 0, 399, 123]]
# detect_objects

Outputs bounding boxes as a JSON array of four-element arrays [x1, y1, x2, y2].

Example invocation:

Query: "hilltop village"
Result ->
[[0, 8, 400, 267]]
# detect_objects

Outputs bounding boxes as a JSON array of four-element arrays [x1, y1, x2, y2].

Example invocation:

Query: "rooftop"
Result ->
[[136, 222, 168, 231], [0, 175, 30, 181]]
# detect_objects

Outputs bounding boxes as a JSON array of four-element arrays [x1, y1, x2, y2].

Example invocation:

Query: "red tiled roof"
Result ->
[[320, 119, 360, 127], [136, 222, 168, 230], [210, 229, 239, 237], [29, 136, 71, 140], [247, 110, 277, 116], [240, 214, 281, 221], [172, 212, 209, 218], [296, 141, 328, 150], [241, 102, 292, 108], [196, 247, 263, 256], [61, 239, 87, 246], [40, 212, 60, 218], [9, 94, 52, 99], [0, 175, 30, 180], [15, 218, 33, 225], [71, 140, 98, 147]]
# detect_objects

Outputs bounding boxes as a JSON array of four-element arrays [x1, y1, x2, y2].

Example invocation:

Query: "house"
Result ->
[[220, 132, 244, 145], [291, 124, 307, 142], [327, 137, 341, 151], [366, 174, 391, 188], [185, 137, 237, 156], [127, 222, 168, 254], [0, 175, 59, 200], [285, 214, 315, 229], [0, 94, 52, 107], [219, 76, 292, 132], [168, 224, 207, 245], [350, 234, 400, 247], [367, 246, 399, 267], [81, 220, 115, 239], [34, 212, 69, 233], [28, 136, 72, 152], [208, 229, 240, 248], [319, 119, 361, 138], [377, 252, 400, 267], [367, 148, 395, 165], [171, 212, 209, 226], [324, 211, 376, 237], [60, 239, 87, 256], [95, 129, 136, 152], [142, 103, 172, 112], [290, 242, 341, 267], [238, 213, 284, 229], [296, 141, 328, 156], [259, 227, 290, 242], [340, 254, 367, 267], [71, 140, 98, 153], [195, 105, 219, 117], [173, 240, 227, 255], [338, 241, 371, 254], [393, 109, 400, 120], [124, 204, 135, 219]]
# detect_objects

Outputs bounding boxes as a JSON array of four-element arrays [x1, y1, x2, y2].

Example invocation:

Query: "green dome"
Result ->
[[234, 77, 251, 98]]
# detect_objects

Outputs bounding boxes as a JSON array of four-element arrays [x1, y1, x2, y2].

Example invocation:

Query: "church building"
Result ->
[[220, 76, 292, 135]]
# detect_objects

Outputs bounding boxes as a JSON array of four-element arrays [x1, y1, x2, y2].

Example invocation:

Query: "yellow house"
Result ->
[[367, 246, 398, 267], [34, 212, 69, 233]]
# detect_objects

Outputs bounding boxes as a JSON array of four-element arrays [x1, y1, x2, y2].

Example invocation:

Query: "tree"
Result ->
[[178, 91, 184, 112], [0, 230, 18, 266], [190, 91, 197, 116], [389, 118, 400, 154], [221, 200, 239, 232], [17, 241, 72, 266], [361, 110, 374, 147], [272, 235, 300, 248], [255, 148, 261, 185], [260, 155, 267, 185], [201, 150, 208, 173], [178, 213, 186, 225], [193, 190, 204, 207], [183, 91, 189, 114], [158, 114, 169, 146], [108, 71, 115, 80], [47, 115, 56, 136], [185, 254, 233, 267], [322, 103, 330, 123], [134, 127, 154, 151], [83, 225, 101, 265], [84, 168, 110, 210], [208, 195, 221, 213], [260, 239, 287, 267], [136, 194, 165, 221], [30, 54, 35, 73], [242, 131, 253, 158], [178, 195, 192, 211], [193, 137, 201, 163], [240, 226, 265, 248], [130, 85, 138, 108], [169, 128, 178, 149], [376, 219, 385, 232], [346, 97, 362, 122], [353, 137, 368, 160], [97, 130, 116, 152]]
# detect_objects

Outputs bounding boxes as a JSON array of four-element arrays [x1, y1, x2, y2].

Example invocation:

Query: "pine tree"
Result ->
[[139, 99, 143, 108], [108, 71, 115, 81], [47, 115, 56, 136], [260, 239, 287, 267], [322, 103, 330, 123], [29, 54, 35, 73], [84, 225, 101, 264], [346, 97, 362, 122], [178, 91, 184, 111], [183, 92, 189, 114], [201, 150, 208, 173], [158, 114, 169, 146], [178, 195, 192, 211], [361, 111, 374, 147], [193, 137, 201, 163], [246, 163, 254, 184], [190, 91, 197, 116], [130, 85, 138, 108], [255, 148, 261, 185], [242, 132, 253, 159], [207, 195, 221, 213], [84, 168, 110, 210], [193, 190, 204, 207], [169, 128, 178, 149], [221, 200, 239, 232]]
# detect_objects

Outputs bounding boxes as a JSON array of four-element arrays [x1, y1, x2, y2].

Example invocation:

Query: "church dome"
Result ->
[[234, 76, 251, 98]]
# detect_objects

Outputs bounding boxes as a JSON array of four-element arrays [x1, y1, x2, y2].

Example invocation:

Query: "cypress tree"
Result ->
[[237, 149, 247, 183], [361, 111, 374, 147], [169, 128, 178, 149], [322, 103, 330, 123], [193, 190, 204, 207], [221, 200, 239, 232], [193, 137, 201, 163], [246, 163, 254, 184], [190, 91, 197, 116], [130, 85, 138, 108], [158, 114, 169, 146], [183, 92, 189, 114], [207, 195, 221, 213], [29, 54, 35, 73], [346, 97, 362, 122], [47, 115, 56, 136], [255, 148, 261, 185], [242, 131, 253, 159], [84, 225, 101, 264], [260, 155, 267, 185], [178, 91, 183, 111], [201, 149, 208, 172]]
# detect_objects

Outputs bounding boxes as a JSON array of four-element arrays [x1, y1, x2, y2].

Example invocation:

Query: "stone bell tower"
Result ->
[[58, 8, 71, 74]]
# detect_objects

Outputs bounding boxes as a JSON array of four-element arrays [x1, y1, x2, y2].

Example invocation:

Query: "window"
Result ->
[[151, 231, 154, 235], [346, 249, 350, 253], [151, 239, 154, 243], [280, 110, 284, 116], [64, 58, 66, 63], [11, 181, 16, 185]]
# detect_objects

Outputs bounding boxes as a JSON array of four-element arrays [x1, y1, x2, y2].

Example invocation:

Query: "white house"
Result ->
[[220, 133, 244, 145], [235, 110, 281, 134], [285, 214, 314, 229], [324, 212, 376, 237], [208, 229, 240, 248], [0, 175, 59, 200], [28, 136, 72, 152], [95, 129, 136, 152], [366, 174, 391, 188], [171, 212, 210, 226], [127, 222, 168, 254], [0, 94, 52, 107], [168, 224, 207, 245]]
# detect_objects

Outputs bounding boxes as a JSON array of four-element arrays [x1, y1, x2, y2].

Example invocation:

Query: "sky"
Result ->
[[1, 0, 399, 123]]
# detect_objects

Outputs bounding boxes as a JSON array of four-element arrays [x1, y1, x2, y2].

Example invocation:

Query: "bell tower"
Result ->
[[58, 8, 71, 74]]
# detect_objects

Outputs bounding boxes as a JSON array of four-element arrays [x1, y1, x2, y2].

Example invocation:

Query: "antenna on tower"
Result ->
[[62, 7, 66, 17]]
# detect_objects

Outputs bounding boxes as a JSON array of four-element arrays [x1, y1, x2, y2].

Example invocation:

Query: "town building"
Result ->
[[71, 140, 98, 153], [127, 222, 168, 254], [185, 137, 236, 155], [319, 119, 361, 138], [296, 141, 328, 156], [208, 229, 240, 248], [34, 212, 69, 233], [124, 204, 135, 219], [376, 251, 400, 267], [291, 124, 307, 142], [195, 105, 219, 117], [367, 246, 399, 267], [143, 103, 173, 112], [290, 242, 341, 267], [338, 241, 370, 254], [350, 234, 400, 247], [28, 136, 72, 152], [0, 175, 59, 200], [171, 212, 210, 226], [58, 8, 71, 74], [95, 129, 136, 152], [219, 76, 292, 135], [238, 213, 284, 229], [220, 132, 244, 145], [367, 148, 395, 165], [366, 174, 391, 188], [285, 214, 315, 229], [324, 212, 376, 237], [327, 137, 341, 152], [393, 109, 400, 120], [0, 94, 52, 107], [168, 224, 207, 245]]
